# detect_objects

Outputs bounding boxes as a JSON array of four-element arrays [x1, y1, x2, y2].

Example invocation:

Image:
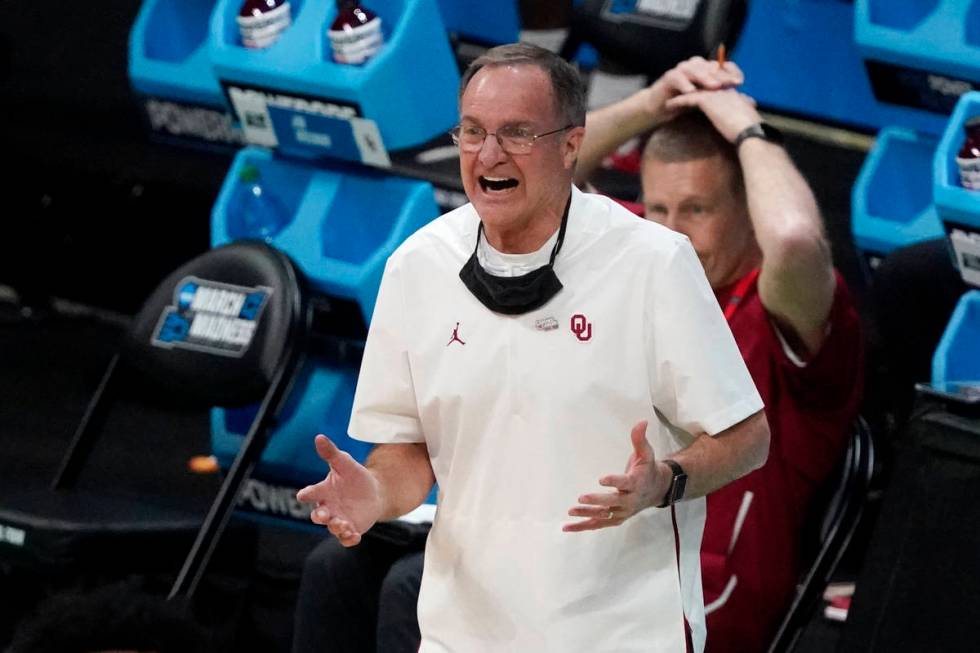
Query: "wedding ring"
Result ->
[[607, 510, 615, 520]]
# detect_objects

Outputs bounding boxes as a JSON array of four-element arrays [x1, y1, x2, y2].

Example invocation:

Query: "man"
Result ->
[[298, 44, 769, 653], [576, 57, 864, 652]]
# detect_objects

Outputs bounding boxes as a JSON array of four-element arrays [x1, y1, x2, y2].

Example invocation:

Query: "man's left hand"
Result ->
[[665, 88, 762, 144], [563, 420, 671, 532]]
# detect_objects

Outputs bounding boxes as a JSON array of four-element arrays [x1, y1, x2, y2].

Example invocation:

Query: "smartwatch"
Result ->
[[733, 122, 785, 150], [657, 459, 688, 508]]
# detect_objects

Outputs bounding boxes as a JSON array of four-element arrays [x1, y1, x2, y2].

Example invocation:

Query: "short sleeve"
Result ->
[[348, 258, 424, 443], [772, 273, 864, 409], [646, 239, 763, 436]]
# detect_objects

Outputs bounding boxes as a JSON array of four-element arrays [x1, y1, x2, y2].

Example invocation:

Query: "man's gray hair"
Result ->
[[459, 43, 586, 127]]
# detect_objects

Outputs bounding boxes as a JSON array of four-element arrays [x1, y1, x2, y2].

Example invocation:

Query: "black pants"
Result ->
[[292, 526, 427, 653]]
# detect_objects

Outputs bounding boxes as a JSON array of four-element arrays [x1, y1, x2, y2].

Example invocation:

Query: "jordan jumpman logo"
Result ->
[[446, 322, 466, 346]]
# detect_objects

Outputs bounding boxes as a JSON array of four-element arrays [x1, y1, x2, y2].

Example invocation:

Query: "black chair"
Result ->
[[560, 0, 749, 79], [766, 417, 877, 653], [0, 241, 309, 600]]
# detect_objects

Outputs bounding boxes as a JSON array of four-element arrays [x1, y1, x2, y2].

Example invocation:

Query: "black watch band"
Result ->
[[733, 122, 784, 150], [657, 459, 688, 508]]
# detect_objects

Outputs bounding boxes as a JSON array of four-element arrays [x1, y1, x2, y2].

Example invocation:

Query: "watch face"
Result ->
[[672, 473, 688, 503], [660, 460, 688, 507]]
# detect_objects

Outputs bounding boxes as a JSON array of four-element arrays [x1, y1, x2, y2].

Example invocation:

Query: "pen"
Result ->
[[716, 43, 727, 66]]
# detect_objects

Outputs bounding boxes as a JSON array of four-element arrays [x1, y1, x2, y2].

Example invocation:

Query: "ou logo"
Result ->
[[570, 314, 593, 342]]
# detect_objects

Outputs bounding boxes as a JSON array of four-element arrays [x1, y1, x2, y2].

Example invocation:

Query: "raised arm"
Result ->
[[574, 56, 744, 187], [665, 89, 836, 353], [297, 436, 435, 547]]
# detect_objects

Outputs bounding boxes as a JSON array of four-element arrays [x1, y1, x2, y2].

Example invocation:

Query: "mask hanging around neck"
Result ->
[[459, 193, 571, 315]]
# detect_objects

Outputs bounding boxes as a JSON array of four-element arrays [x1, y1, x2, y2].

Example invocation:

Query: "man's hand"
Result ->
[[664, 88, 762, 144], [296, 435, 384, 547], [575, 55, 744, 186], [645, 56, 744, 126], [563, 421, 672, 532]]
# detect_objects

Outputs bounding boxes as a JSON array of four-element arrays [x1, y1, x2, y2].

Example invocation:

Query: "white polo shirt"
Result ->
[[350, 186, 763, 653]]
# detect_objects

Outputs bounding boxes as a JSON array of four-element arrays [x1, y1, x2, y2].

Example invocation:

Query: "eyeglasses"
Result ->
[[449, 123, 573, 155]]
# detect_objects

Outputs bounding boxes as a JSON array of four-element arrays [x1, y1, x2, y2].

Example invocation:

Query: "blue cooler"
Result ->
[[732, 0, 939, 133], [852, 127, 945, 272], [210, 147, 441, 525], [934, 91, 980, 284], [128, 0, 244, 149], [209, 0, 459, 166], [855, 0, 980, 132], [930, 92, 980, 386], [932, 290, 980, 385]]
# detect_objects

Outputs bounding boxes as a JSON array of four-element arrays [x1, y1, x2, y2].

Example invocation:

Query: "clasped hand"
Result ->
[[649, 55, 762, 144]]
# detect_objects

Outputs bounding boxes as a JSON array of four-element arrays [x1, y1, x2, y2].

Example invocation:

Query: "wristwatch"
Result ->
[[657, 459, 688, 508], [733, 122, 784, 150]]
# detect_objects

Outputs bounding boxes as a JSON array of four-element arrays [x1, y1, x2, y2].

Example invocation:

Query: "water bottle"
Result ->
[[957, 116, 980, 191], [327, 0, 384, 65], [232, 164, 288, 242], [238, 0, 292, 49]]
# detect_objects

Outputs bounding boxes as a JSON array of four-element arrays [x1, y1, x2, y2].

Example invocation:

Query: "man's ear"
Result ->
[[562, 126, 586, 170]]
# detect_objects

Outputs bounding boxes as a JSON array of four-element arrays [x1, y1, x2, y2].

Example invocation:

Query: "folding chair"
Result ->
[[0, 240, 308, 600], [766, 417, 877, 653]]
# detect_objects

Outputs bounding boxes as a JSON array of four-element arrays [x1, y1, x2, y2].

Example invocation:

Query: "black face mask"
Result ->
[[459, 194, 571, 315]]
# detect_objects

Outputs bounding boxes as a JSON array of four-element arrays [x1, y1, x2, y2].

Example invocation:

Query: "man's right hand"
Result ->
[[297, 435, 384, 547]]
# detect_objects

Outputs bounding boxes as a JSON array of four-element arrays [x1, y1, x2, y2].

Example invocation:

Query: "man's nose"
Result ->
[[667, 210, 689, 232], [478, 133, 508, 167]]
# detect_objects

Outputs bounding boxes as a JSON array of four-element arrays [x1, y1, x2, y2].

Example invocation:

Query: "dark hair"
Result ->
[[642, 111, 744, 194], [8, 584, 209, 653], [459, 43, 586, 127]]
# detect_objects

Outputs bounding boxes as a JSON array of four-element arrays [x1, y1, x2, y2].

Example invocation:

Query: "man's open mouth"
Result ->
[[479, 176, 519, 192]]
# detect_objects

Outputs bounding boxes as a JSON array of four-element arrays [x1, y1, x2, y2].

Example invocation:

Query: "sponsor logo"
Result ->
[[237, 478, 312, 520], [152, 278, 272, 357], [292, 115, 333, 148], [535, 316, 559, 331], [227, 86, 359, 121], [446, 321, 466, 347], [144, 98, 244, 145], [570, 313, 593, 342], [603, 0, 700, 25], [946, 223, 980, 286], [927, 74, 972, 98]]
